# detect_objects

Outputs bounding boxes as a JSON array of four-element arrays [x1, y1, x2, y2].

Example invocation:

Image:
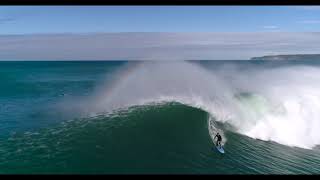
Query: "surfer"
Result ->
[[214, 132, 222, 148]]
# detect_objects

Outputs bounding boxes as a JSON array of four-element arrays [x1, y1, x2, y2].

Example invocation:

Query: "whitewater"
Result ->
[[74, 61, 320, 150]]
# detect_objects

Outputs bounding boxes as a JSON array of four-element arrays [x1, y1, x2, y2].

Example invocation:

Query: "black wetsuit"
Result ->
[[215, 134, 222, 147]]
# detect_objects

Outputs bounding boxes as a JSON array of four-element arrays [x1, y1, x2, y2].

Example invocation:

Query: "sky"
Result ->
[[0, 6, 320, 60]]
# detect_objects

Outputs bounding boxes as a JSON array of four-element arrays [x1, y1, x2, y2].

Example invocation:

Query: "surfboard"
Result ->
[[215, 145, 225, 154]]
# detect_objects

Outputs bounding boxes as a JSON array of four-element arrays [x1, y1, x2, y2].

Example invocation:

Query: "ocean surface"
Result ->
[[0, 60, 320, 174]]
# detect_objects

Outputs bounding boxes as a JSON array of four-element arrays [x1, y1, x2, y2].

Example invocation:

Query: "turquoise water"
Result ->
[[0, 60, 320, 174]]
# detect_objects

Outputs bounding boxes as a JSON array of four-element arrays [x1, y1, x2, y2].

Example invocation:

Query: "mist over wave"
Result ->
[[74, 61, 320, 149]]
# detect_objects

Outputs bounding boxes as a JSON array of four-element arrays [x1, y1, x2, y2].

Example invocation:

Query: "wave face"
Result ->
[[2, 61, 320, 174], [74, 61, 320, 149], [0, 103, 219, 174], [2, 102, 320, 174]]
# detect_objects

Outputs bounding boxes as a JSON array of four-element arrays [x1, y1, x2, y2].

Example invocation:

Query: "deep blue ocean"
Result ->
[[0, 60, 320, 174]]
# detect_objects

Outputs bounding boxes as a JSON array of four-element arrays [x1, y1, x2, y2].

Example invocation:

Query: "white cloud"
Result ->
[[263, 26, 278, 29], [0, 32, 320, 60], [298, 6, 320, 10], [298, 20, 320, 24]]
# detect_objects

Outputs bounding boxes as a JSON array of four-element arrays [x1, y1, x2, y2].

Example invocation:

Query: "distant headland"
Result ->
[[250, 54, 320, 60]]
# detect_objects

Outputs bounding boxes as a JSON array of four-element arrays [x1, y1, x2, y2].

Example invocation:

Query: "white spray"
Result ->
[[83, 61, 320, 149]]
